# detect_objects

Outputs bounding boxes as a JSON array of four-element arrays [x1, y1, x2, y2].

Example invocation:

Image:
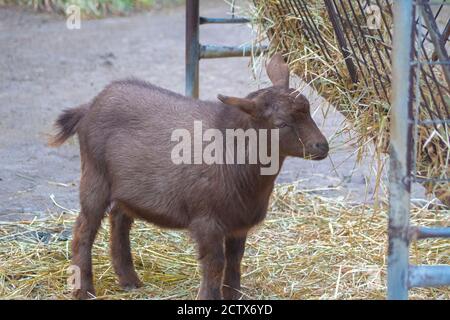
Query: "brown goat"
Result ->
[[50, 54, 328, 300]]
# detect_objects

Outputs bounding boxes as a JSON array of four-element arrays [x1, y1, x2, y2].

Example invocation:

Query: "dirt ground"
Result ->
[[0, 1, 429, 221]]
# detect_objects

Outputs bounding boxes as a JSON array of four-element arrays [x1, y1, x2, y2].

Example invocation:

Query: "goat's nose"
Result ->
[[314, 142, 329, 154]]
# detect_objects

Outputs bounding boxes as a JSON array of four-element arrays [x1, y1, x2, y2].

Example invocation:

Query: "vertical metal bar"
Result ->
[[186, 0, 200, 98], [411, 7, 422, 187], [324, 0, 358, 83], [387, 0, 414, 301], [331, 0, 371, 89]]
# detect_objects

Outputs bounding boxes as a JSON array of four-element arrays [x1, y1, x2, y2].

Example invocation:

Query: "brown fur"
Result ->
[[50, 54, 328, 300]]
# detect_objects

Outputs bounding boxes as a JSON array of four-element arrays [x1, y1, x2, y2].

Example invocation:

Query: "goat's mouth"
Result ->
[[300, 151, 328, 161], [293, 148, 328, 160], [295, 134, 329, 160], [311, 152, 328, 160], [298, 144, 329, 160]]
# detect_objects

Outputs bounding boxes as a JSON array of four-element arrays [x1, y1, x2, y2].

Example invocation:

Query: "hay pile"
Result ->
[[251, 0, 449, 205], [1, 185, 448, 299]]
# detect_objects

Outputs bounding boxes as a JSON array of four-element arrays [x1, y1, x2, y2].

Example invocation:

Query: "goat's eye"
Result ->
[[277, 123, 288, 128]]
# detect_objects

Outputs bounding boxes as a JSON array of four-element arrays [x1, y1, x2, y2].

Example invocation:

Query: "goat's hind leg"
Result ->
[[109, 204, 142, 290], [71, 171, 110, 299]]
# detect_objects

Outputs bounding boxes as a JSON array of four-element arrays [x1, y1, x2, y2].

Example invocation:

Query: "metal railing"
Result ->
[[388, 0, 450, 299], [185, 0, 266, 98]]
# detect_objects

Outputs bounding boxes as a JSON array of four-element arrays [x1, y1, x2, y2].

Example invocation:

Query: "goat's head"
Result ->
[[218, 53, 329, 160]]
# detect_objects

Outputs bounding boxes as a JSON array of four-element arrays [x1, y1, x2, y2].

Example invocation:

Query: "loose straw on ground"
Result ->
[[0, 184, 448, 299]]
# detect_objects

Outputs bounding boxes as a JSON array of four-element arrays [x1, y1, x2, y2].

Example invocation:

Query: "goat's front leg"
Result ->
[[191, 222, 225, 300], [223, 235, 246, 300]]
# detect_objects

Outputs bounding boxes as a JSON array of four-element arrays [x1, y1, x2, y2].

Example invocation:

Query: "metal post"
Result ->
[[186, 0, 200, 98], [387, 0, 414, 300], [200, 44, 267, 59], [199, 17, 249, 24], [412, 226, 450, 240], [408, 265, 450, 288]]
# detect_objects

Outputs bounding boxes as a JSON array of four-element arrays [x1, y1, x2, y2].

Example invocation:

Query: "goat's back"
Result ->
[[76, 79, 266, 230]]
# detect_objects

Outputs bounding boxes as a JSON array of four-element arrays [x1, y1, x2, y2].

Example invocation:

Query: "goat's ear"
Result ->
[[266, 53, 289, 88], [217, 94, 257, 117]]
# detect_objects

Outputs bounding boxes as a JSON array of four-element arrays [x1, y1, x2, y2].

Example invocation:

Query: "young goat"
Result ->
[[50, 54, 329, 300]]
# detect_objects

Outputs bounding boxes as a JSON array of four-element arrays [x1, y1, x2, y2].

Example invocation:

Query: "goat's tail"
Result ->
[[49, 104, 89, 147]]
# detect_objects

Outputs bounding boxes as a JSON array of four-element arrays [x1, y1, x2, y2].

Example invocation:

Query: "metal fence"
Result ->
[[388, 0, 450, 299], [185, 0, 266, 98]]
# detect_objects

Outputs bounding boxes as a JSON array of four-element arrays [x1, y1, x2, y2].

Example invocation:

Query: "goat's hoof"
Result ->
[[72, 288, 95, 300], [223, 293, 242, 300], [223, 288, 242, 300], [119, 278, 143, 291]]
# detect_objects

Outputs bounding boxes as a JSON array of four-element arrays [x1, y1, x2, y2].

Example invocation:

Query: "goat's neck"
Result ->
[[215, 106, 286, 192]]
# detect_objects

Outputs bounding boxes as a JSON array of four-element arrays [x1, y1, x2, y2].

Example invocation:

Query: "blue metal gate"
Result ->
[[388, 0, 450, 300], [185, 0, 266, 98]]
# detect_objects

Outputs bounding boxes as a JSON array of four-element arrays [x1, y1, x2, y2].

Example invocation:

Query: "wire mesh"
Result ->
[[411, 1, 450, 185]]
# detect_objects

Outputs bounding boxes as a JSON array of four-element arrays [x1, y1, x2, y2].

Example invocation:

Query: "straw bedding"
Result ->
[[0, 0, 447, 301], [0, 184, 448, 299]]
